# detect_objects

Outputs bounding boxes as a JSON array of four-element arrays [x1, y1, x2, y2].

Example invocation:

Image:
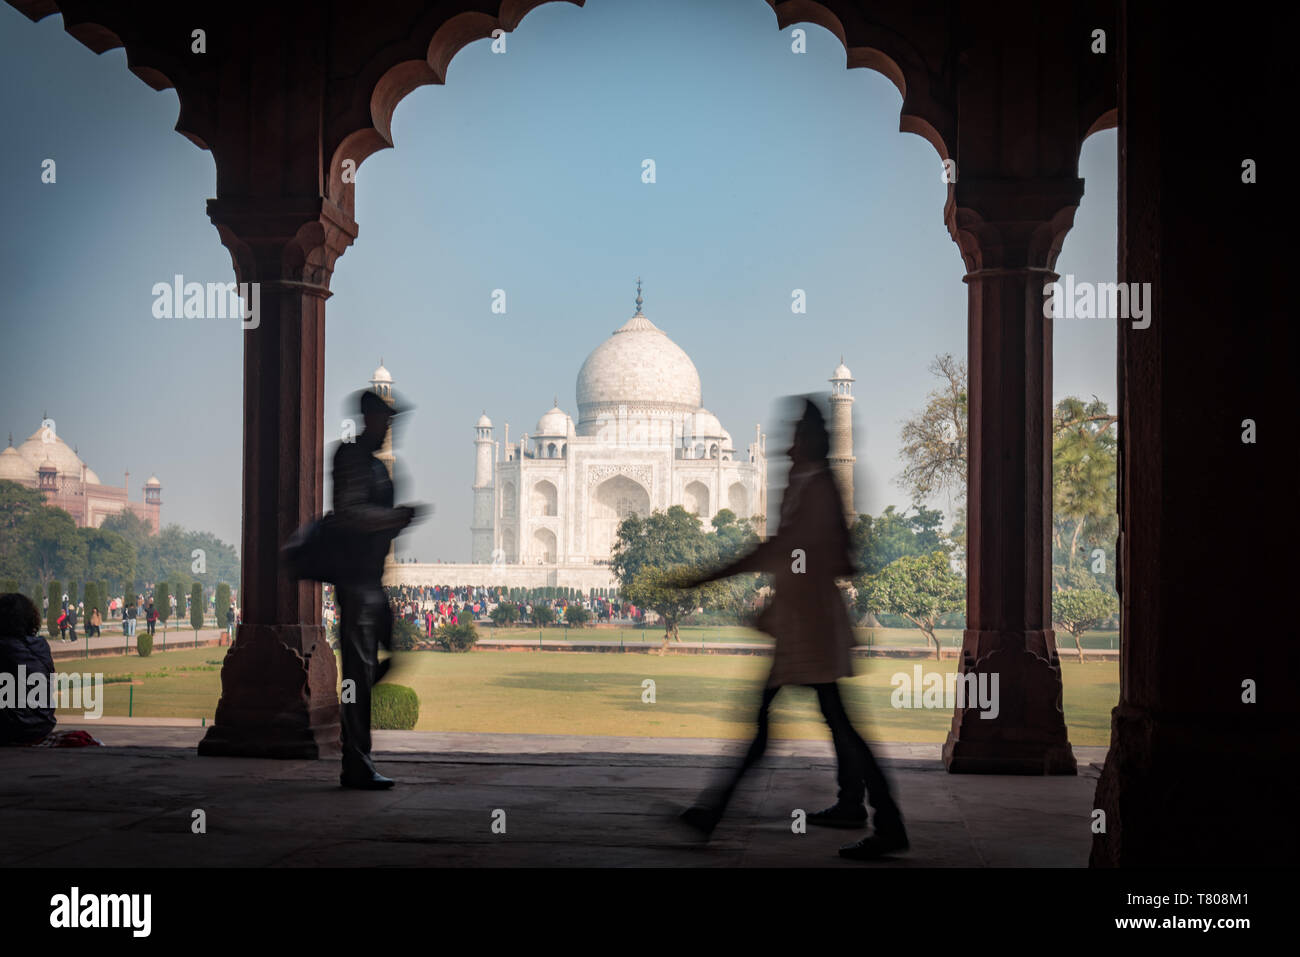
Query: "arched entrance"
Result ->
[[588, 475, 649, 561]]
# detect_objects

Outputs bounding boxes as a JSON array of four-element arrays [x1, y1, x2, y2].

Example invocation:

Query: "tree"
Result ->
[[563, 604, 591, 628], [611, 506, 721, 645], [852, 505, 949, 577], [190, 583, 203, 634], [46, 581, 61, 639], [80, 527, 135, 597], [897, 353, 968, 506], [0, 481, 47, 583], [1052, 587, 1119, 663], [708, 510, 762, 622], [1052, 396, 1118, 586], [100, 509, 153, 551], [155, 582, 170, 634], [0, 479, 45, 530], [856, 552, 964, 660], [532, 603, 555, 627], [489, 602, 519, 627], [17, 506, 85, 586]]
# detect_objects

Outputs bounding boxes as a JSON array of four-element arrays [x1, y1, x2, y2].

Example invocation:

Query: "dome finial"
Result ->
[[553, 394, 558, 407], [634, 277, 644, 316]]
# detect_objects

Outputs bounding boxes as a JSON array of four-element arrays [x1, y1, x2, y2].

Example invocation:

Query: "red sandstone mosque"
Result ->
[[0, 420, 161, 532]]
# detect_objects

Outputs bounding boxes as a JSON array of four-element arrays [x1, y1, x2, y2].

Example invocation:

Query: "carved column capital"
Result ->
[[207, 196, 358, 293], [946, 177, 1084, 274]]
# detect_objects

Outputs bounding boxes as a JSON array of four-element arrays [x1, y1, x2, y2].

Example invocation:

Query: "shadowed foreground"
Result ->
[[0, 729, 1102, 867]]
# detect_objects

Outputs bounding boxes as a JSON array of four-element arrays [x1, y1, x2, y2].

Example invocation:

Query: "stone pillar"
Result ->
[[1090, 4, 1298, 865], [942, 180, 1081, 775], [198, 197, 357, 759]]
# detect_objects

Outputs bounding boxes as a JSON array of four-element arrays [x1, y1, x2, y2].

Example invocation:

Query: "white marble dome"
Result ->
[[371, 361, 393, 384], [16, 424, 84, 476], [685, 408, 725, 439], [576, 313, 701, 423], [0, 445, 33, 481], [832, 360, 853, 380], [476, 412, 493, 429], [535, 404, 569, 436], [145, 474, 162, 488]]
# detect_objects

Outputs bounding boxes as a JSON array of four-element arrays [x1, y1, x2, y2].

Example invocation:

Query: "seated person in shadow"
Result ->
[[672, 397, 908, 860]]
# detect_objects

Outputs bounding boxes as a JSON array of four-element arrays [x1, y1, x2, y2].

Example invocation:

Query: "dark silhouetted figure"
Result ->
[[331, 389, 420, 790], [675, 398, 908, 860], [0, 593, 56, 745]]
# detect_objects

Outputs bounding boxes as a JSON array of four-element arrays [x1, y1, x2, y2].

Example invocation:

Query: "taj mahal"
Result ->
[[383, 283, 855, 592]]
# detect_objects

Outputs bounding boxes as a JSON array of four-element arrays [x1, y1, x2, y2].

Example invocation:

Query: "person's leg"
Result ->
[[812, 682, 903, 828], [337, 586, 374, 779], [693, 684, 781, 819]]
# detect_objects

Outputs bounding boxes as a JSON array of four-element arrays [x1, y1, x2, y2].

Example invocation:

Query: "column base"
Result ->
[[1091, 703, 1299, 866], [943, 628, 1077, 775], [198, 623, 340, 760]]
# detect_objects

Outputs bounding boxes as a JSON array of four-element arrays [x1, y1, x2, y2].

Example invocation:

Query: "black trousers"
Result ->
[[710, 682, 901, 827], [336, 583, 391, 777]]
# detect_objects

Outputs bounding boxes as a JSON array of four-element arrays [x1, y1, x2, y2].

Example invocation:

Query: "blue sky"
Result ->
[[0, 0, 1117, 562]]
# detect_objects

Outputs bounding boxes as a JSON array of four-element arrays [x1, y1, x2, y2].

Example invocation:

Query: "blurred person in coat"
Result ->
[[673, 397, 907, 859]]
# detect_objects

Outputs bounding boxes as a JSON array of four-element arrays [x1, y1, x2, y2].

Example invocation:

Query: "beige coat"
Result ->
[[709, 462, 857, 687]]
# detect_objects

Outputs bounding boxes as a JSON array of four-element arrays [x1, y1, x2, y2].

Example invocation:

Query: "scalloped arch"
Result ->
[[327, 0, 955, 209], [15, 6, 212, 151]]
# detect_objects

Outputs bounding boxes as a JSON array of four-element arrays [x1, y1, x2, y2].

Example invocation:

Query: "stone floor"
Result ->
[[0, 726, 1104, 867]]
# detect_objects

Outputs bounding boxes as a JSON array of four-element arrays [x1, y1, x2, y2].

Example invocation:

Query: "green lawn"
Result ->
[[485, 622, 1122, 653], [57, 643, 1119, 745]]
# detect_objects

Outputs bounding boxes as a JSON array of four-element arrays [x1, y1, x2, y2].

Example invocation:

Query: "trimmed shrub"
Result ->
[[47, 581, 61, 639], [137, 632, 153, 657], [215, 583, 231, 629], [564, 604, 591, 627], [155, 583, 170, 626], [371, 683, 419, 730], [83, 583, 98, 626], [436, 620, 478, 652], [190, 583, 203, 631], [489, 603, 518, 627], [391, 617, 420, 651], [532, 604, 555, 627]]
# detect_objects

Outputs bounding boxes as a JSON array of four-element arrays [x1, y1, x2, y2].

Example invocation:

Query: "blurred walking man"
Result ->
[[332, 389, 421, 790]]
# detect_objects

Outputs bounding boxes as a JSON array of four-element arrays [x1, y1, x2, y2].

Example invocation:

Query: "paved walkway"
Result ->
[[0, 726, 1103, 867], [45, 627, 227, 659]]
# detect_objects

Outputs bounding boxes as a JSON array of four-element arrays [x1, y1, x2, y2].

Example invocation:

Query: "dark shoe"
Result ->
[[838, 826, 909, 860], [807, 802, 868, 829], [678, 804, 722, 837], [340, 771, 395, 790]]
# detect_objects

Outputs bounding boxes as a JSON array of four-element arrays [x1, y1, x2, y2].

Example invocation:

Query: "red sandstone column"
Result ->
[[198, 197, 357, 759], [942, 180, 1081, 775], [1089, 4, 1297, 865]]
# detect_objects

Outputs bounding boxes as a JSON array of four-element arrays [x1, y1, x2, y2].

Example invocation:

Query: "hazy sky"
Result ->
[[0, 0, 1117, 562]]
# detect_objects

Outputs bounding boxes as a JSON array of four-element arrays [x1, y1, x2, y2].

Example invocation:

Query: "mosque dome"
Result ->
[[83, 467, 101, 485], [476, 412, 493, 429], [145, 475, 162, 488], [0, 445, 33, 482], [576, 288, 701, 426], [371, 361, 393, 385], [832, 359, 853, 380], [535, 402, 569, 436], [17, 423, 85, 476]]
